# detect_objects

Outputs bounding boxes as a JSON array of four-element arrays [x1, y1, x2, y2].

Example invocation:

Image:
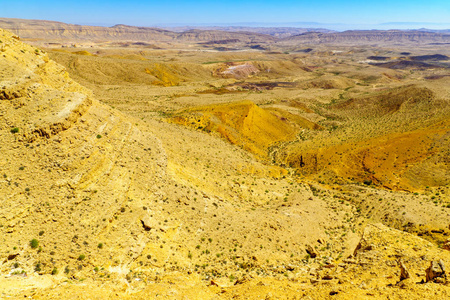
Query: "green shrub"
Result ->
[[30, 239, 39, 249], [78, 254, 86, 261], [10, 127, 19, 133]]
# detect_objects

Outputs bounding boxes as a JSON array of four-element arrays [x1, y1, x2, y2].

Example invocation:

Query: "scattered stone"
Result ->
[[343, 258, 356, 264], [443, 240, 450, 251], [324, 256, 334, 265], [435, 277, 446, 284], [209, 280, 219, 287], [425, 260, 446, 282], [140, 215, 153, 231], [329, 291, 338, 295], [140, 214, 166, 232], [234, 275, 252, 285], [353, 241, 375, 256], [286, 264, 295, 271], [399, 260, 410, 281], [397, 278, 414, 289], [306, 244, 318, 258], [310, 278, 320, 284], [7, 253, 19, 260]]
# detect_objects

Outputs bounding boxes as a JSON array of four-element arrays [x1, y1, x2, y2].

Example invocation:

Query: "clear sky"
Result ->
[[1, 0, 450, 28]]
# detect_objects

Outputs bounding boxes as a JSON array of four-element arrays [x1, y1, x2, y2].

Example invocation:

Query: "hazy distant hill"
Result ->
[[160, 26, 335, 38], [1, 17, 449, 46], [0, 17, 274, 43], [280, 30, 450, 45]]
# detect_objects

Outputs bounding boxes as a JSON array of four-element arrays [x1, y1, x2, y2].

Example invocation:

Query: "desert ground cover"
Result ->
[[0, 25, 450, 299]]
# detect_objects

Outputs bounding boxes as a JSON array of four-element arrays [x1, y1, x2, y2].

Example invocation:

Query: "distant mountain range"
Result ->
[[0, 17, 449, 45], [159, 26, 335, 38], [280, 30, 450, 45], [158, 22, 450, 31]]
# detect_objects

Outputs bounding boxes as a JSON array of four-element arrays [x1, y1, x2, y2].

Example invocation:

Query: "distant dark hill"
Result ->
[[367, 56, 390, 61], [370, 60, 442, 70], [409, 54, 449, 61]]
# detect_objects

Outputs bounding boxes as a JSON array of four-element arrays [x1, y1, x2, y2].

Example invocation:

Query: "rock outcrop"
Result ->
[[426, 260, 446, 283]]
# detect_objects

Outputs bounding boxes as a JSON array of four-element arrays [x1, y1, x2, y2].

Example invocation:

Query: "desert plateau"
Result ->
[[0, 16, 450, 299]]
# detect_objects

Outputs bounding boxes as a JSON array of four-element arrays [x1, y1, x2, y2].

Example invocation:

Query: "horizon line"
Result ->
[[1, 16, 450, 31]]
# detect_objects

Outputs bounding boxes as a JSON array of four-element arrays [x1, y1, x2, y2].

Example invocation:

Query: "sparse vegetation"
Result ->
[[30, 239, 39, 249]]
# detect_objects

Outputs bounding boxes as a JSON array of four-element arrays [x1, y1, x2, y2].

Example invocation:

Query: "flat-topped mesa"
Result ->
[[0, 28, 92, 141]]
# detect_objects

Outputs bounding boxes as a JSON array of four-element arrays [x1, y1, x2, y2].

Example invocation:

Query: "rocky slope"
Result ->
[[0, 27, 351, 298]]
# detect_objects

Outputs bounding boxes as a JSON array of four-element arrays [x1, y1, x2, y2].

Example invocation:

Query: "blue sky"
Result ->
[[1, 0, 449, 29]]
